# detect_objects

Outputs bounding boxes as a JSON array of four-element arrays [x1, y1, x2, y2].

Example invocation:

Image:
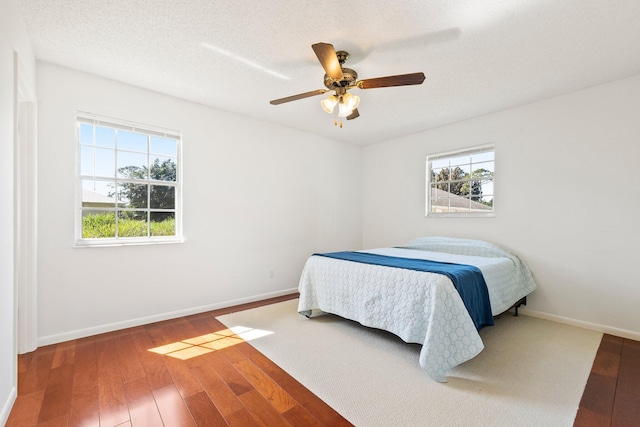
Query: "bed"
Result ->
[[297, 236, 537, 382]]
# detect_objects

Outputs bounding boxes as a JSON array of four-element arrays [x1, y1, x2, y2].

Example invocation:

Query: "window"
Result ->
[[426, 145, 494, 217], [76, 113, 182, 246]]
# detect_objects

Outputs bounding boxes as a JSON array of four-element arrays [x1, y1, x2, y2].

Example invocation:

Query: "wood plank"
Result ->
[[234, 342, 352, 426], [233, 358, 297, 414], [5, 390, 45, 426], [615, 339, 640, 395], [611, 339, 640, 426], [590, 346, 620, 378], [218, 345, 251, 364], [68, 338, 100, 426], [282, 405, 324, 427], [162, 355, 204, 399], [152, 384, 197, 427], [123, 377, 165, 427], [190, 364, 244, 416], [51, 340, 76, 369], [35, 413, 69, 427], [611, 391, 640, 427], [18, 348, 55, 395], [238, 389, 291, 427], [68, 391, 100, 427], [18, 352, 34, 374], [70, 338, 97, 401], [599, 334, 624, 354], [198, 351, 253, 396], [578, 372, 617, 418], [225, 407, 262, 427], [129, 328, 175, 391], [36, 364, 74, 423], [184, 314, 219, 336], [183, 391, 227, 427], [96, 337, 130, 427], [115, 334, 146, 384], [574, 406, 611, 427]]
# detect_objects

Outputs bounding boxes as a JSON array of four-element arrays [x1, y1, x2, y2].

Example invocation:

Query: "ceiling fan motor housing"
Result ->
[[324, 67, 358, 91]]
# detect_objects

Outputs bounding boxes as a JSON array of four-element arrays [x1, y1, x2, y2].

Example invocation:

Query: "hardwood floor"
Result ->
[[574, 334, 640, 427], [7, 294, 352, 427], [6, 295, 639, 427]]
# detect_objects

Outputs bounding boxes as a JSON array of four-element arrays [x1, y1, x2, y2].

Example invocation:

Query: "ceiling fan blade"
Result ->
[[312, 43, 344, 80], [346, 108, 360, 120], [270, 89, 328, 105], [356, 72, 426, 89]]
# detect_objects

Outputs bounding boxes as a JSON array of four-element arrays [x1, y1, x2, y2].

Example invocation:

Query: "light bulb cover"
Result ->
[[321, 95, 338, 113], [338, 102, 352, 117], [342, 93, 360, 111]]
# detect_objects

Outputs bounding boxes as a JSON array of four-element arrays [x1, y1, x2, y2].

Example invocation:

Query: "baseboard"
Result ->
[[519, 308, 640, 341], [37, 288, 298, 347], [1, 386, 17, 426]]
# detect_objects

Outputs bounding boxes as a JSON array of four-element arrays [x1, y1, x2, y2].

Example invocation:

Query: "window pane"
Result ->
[[434, 168, 450, 184], [150, 136, 177, 157], [150, 211, 175, 236], [118, 131, 147, 152], [80, 124, 94, 146], [452, 165, 470, 179], [471, 151, 494, 163], [431, 159, 450, 169], [95, 148, 115, 177], [81, 180, 116, 208], [483, 181, 494, 196], [431, 197, 450, 213], [96, 126, 115, 148], [117, 182, 148, 208], [480, 195, 493, 206], [448, 155, 470, 167], [473, 161, 494, 176], [427, 146, 494, 216], [150, 185, 175, 209], [149, 157, 177, 182], [118, 211, 148, 237], [80, 146, 94, 176], [82, 210, 116, 238], [438, 182, 450, 193], [118, 151, 148, 179]]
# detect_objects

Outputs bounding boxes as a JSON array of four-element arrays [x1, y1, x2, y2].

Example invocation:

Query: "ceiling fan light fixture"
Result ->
[[342, 93, 360, 111], [338, 102, 353, 118], [321, 95, 338, 113], [337, 93, 360, 117]]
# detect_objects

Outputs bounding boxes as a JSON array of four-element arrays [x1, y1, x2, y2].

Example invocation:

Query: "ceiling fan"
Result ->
[[269, 42, 426, 127]]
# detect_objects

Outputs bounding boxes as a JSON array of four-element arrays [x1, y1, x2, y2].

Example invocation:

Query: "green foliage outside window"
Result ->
[[82, 212, 175, 238]]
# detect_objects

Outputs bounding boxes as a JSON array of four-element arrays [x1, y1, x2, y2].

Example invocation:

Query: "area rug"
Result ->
[[217, 299, 601, 426]]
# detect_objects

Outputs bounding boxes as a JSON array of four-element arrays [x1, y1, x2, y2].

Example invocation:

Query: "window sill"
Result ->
[[74, 237, 184, 248], [426, 212, 496, 218]]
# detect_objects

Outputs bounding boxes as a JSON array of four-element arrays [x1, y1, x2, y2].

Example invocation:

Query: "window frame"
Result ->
[[74, 112, 183, 247], [426, 144, 495, 218]]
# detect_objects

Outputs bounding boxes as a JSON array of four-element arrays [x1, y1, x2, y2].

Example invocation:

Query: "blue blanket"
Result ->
[[313, 251, 494, 331]]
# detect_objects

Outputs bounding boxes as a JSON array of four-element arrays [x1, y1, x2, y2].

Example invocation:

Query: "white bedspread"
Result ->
[[297, 237, 537, 382]]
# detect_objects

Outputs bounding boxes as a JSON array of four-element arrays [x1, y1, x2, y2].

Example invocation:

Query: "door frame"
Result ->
[[14, 51, 38, 354]]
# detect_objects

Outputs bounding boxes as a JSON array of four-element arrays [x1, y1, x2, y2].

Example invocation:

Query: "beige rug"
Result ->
[[217, 299, 601, 427]]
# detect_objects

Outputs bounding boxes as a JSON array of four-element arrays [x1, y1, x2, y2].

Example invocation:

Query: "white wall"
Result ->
[[363, 75, 640, 339], [37, 62, 362, 344], [0, 0, 36, 424]]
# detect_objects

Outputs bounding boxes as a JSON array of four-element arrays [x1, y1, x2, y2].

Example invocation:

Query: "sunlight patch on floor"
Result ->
[[147, 326, 273, 360]]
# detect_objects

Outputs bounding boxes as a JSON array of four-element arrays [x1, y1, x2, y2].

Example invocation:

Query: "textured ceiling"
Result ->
[[17, 0, 640, 145]]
